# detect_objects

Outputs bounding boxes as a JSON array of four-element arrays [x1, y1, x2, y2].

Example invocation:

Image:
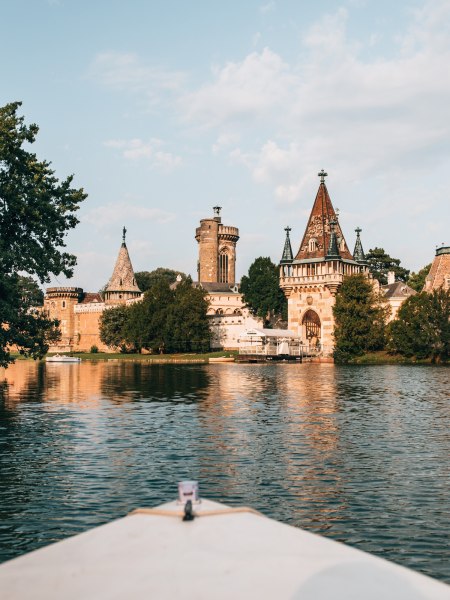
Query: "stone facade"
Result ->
[[195, 208, 262, 349], [279, 172, 368, 354], [44, 233, 142, 353], [195, 207, 239, 284], [424, 246, 450, 292]]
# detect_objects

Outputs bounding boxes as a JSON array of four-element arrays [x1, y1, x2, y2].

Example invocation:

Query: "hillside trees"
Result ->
[[388, 289, 450, 361], [99, 278, 211, 353], [366, 247, 410, 284], [240, 257, 287, 326], [134, 268, 186, 292], [408, 264, 432, 292], [0, 101, 87, 366], [333, 274, 390, 363]]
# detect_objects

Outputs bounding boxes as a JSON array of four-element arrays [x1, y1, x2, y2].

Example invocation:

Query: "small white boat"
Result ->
[[45, 354, 81, 363], [0, 483, 448, 600]]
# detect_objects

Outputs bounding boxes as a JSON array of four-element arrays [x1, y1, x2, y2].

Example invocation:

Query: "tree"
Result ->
[[240, 257, 287, 327], [408, 264, 432, 292], [103, 278, 211, 353], [0, 101, 87, 366], [17, 276, 44, 306], [333, 274, 389, 363], [366, 247, 410, 285], [135, 268, 186, 292], [99, 305, 132, 352], [388, 289, 450, 362]]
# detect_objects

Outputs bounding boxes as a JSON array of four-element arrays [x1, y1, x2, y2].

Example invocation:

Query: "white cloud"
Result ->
[[179, 2, 450, 204], [89, 52, 186, 105], [181, 48, 295, 127], [259, 1, 275, 15], [212, 132, 240, 154], [104, 138, 182, 171], [84, 203, 176, 228]]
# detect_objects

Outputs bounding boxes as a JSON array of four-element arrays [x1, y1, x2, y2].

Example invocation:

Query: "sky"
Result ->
[[1, 0, 450, 291]]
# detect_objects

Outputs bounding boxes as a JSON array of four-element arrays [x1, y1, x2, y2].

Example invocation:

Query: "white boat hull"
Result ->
[[0, 499, 448, 599]]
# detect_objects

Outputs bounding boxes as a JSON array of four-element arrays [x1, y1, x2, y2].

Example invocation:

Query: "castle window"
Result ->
[[309, 238, 317, 252], [339, 237, 345, 251], [119, 278, 123, 286], [62, 301, 66, 308], [219, 249, 229, 283]]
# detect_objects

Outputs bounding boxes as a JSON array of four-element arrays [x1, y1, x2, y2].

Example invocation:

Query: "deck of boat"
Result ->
[[0, 499, 448, 599]]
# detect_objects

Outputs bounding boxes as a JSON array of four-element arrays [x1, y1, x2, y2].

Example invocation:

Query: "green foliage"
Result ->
[[135, 268, 186, 292], [333, 274, 389, 363], [408, 264, 432, 292], [90, 345, 99, 354], [100, 278, 211, 353], [0, 102, 86, 366], [99, 305, 131, 352], [366, 247, 410, 285], [17, 275, 44, 306], [388, 289, 450, 362], [240, 257, 287, 326]]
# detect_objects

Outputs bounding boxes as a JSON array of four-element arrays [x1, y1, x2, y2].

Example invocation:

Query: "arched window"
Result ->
[[234, 309, 242, 316], [309, 238, 317, 252], [219, 249, 229, 283]]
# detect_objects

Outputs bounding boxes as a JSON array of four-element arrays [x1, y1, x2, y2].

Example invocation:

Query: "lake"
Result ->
[[0, 360, 449, 582]]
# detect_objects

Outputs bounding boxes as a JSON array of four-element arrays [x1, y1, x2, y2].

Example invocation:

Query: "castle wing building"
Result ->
[[279, 170, 368, 353]]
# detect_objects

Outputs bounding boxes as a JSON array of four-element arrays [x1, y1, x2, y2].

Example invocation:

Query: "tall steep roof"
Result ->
[[424, 246, 450, 291], [280, 226, 294, 263], [106, 232, 141, 293], [295, 172, 353, 261]]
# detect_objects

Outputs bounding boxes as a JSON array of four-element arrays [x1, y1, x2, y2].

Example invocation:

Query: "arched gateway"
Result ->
[[302, 310, 321, 345]]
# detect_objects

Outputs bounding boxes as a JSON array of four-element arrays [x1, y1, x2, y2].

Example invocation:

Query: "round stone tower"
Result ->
[[195, 207, 239, 284], [44, 287, 83, 350]]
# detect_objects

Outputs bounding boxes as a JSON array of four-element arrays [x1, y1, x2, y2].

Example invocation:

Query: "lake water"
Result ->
[[0, 360, 449, 582]]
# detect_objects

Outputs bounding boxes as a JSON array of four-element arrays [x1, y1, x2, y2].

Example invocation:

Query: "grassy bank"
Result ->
[[348, 351, 444, 365], [39, 350, 238, 363]]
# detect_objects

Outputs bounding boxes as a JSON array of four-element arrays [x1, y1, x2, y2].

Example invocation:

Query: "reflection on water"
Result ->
[[0, 361, 449, 582]]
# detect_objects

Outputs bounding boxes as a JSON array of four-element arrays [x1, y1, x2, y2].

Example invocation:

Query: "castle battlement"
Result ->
[[46, 287, 83, 298]]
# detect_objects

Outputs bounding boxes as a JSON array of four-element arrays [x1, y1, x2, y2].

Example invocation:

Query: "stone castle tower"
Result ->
[[104, 227, 141, 304], [424, 245, 450, 291], [195, 207, 239, 284], [44, 287, 84, 350], [279, 170, 368, 352]]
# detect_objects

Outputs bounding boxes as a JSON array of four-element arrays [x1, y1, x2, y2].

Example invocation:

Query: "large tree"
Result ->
[[408, 264, 432, 292], [134, 268, 186, 292], [101, 278, 211, 353], [240, 257, 287, 327], [333, 274, 389, 363], [0, 102, 86, 366], [388, 289, 450, 362], [366, 247, 410, 285]]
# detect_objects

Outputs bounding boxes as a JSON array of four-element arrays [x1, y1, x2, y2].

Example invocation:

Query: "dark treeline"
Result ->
[[333, 274, 450, 363], [99, 277, 211, 354]]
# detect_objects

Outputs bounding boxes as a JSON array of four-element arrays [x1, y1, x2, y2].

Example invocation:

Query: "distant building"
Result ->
[[279, 170, 369, 354], [195, 207, 261, 349], [381, 272, 416, 321], [44, 229, 142, 353], [424, 245, 450, 292]]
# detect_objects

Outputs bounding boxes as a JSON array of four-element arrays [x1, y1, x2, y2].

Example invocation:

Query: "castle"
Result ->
[[279, 170, 370, 353], [44, 173, 449, 355], [44, 228, 142, 353]]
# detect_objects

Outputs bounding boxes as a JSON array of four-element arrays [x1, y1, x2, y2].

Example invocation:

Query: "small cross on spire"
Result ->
[[284, 226, 291, 236], [122, 226, 127, 244], [318, 169, 328, 184], [355, 227, 362, 236], [213, 206, 222, 217]]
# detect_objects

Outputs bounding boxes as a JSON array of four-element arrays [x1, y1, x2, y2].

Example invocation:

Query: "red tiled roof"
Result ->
[[294, 182, 353, 261], [80, 293, 103, 304]]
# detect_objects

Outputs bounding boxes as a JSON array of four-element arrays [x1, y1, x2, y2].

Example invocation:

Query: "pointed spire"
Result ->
[[105, 229, 141, 294], [280, 226, 293, 263], [325, 217, 341, 260], [353, 227, 367, 264], [295, 172, 353, 261]]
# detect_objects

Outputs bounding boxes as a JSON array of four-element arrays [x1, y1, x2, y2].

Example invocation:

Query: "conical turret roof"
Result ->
[[295, 172, 353, 261], [353, 227, 367, 264], [280, 226, 293, 263], [106, 229, 141, 293]]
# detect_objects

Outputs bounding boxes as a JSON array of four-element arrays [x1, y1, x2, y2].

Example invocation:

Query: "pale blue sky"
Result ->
[[1, 0, 449, 290]]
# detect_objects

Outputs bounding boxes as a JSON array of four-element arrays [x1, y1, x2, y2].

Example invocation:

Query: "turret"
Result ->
[[104, 227, 142, 305]]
